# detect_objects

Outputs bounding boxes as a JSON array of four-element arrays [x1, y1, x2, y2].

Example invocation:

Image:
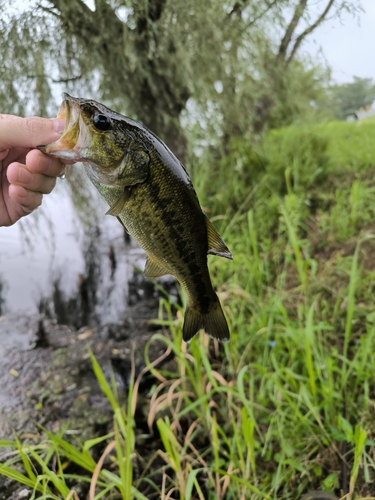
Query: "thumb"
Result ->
[[0, 115, 65, 150]]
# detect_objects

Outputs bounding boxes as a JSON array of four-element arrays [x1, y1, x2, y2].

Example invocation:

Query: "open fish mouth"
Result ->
[[38, 93, 92, 161], [38, 94, 130, 187]]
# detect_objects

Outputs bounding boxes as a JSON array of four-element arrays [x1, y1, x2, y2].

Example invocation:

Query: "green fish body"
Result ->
[[39, 94, 232, 342]]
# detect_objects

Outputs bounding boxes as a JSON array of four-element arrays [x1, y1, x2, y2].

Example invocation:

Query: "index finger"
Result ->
[[0, 115, 65, 150]]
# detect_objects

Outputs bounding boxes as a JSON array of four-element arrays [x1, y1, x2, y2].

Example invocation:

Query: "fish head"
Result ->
[[39, 93, 134, 186]]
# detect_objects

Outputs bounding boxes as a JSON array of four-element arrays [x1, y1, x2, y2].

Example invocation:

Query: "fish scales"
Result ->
[[38, 94, 233, 342], [93, 151, 215, 313]]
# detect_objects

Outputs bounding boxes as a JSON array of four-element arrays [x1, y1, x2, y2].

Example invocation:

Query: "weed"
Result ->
[[2, 119, 375, 498]]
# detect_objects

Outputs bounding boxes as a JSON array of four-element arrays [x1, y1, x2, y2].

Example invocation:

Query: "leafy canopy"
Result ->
[[0, 0, 363, 156]]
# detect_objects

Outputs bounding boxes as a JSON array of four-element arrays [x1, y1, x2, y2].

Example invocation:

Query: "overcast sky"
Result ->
[[302, 0, 375, 84]]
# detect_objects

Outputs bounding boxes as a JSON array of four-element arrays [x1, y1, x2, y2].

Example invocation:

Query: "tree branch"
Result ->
[[27, 73, 82, 83], [228, 1, 241, 17], [52, 74, 82, 83], [36, 3, 61, 19], [286, 0, 335, 65], [277, 0, 308, 63], [228, 0, 280, 27], [246, 0, 280, 29], [45, 0, 98, 42]]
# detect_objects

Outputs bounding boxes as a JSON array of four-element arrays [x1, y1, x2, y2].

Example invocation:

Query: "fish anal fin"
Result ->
[[106, 189, 130, 216], [204, 214, 233, 260], [183, 295, 230, 343], [144, 257, 169, 278]]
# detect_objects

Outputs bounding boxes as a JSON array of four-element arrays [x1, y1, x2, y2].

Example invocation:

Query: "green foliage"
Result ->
[[0, 351, 147, 500], [321, 120, 375, 171], [261, 127, 330, 192], [327, 76, 375, 119], [195, 125, 330, 245], [0, 0, 360, 158], [3, 117, 375, 498], [266, 60, 333, 129]]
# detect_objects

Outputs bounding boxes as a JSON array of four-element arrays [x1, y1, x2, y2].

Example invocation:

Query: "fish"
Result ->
[[38, 93, 233, 342]]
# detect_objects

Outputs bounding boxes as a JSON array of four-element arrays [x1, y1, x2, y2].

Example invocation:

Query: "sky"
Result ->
[[303, 0, 375, 84]]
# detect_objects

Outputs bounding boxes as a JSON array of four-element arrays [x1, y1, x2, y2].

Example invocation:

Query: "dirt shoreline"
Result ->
[[0, 272, 177, 499]]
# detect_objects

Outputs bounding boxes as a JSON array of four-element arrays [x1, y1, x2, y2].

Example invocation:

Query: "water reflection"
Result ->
[[0, 167, 145, 326], [0, 279, 4, 316]]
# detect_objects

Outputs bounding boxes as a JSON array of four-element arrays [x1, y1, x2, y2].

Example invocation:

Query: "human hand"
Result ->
[[0, 115, 70, 227]]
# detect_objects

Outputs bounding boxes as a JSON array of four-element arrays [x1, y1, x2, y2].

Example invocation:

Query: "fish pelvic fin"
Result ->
[[204, 214, 233, 260], [183, 295, 230, 343]]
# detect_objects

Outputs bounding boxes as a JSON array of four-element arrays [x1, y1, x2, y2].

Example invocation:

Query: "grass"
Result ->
[[2, 118, 375, 498]]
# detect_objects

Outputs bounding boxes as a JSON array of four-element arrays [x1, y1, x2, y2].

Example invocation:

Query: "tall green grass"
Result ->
[[2, 119, 375, 498]]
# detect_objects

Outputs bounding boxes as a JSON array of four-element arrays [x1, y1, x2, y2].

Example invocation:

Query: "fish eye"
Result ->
[[93, 114, 112, 131]]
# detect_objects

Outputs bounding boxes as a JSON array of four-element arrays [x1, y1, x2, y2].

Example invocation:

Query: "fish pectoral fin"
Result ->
[[204, 214, 233, 260], [144, 257, 169, 278], [106, 189, 131, 216]]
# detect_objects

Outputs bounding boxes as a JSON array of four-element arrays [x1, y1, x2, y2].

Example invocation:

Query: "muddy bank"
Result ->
[[0, 271, 178, 499]]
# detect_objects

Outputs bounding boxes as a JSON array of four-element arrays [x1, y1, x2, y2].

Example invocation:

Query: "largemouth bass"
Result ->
[[39, 94, 232, 342]]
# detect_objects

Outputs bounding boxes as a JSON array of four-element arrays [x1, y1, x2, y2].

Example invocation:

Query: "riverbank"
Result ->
[[0, 271, 177, 499]]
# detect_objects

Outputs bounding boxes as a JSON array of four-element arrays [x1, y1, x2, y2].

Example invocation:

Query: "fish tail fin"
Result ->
[[182, 295, 230, 343]]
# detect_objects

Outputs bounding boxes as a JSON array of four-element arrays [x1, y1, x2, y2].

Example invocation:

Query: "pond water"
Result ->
[[0, 168, 146, 326]]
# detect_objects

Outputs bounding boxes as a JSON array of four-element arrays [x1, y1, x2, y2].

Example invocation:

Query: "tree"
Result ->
[[328, 77, 375, 119], [251, 0, 363, 131], [0, 0, 362, 160], [1, 0, 192, 160], [176, 0, 362, 147]]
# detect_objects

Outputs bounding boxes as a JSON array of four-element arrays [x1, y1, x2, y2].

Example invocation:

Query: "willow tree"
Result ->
[[0, 0, 362, 159], [197, 0, 363, 139]]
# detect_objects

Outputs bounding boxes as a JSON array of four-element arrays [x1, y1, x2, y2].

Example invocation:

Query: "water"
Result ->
[[0, 172, 148, 436], [0, 172, 145, 325]]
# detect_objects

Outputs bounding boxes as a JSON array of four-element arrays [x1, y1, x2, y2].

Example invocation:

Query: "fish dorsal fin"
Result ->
[[106, 189, 130, 216], [144, 256, 170, 278], [204, 214, 233, 260]]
